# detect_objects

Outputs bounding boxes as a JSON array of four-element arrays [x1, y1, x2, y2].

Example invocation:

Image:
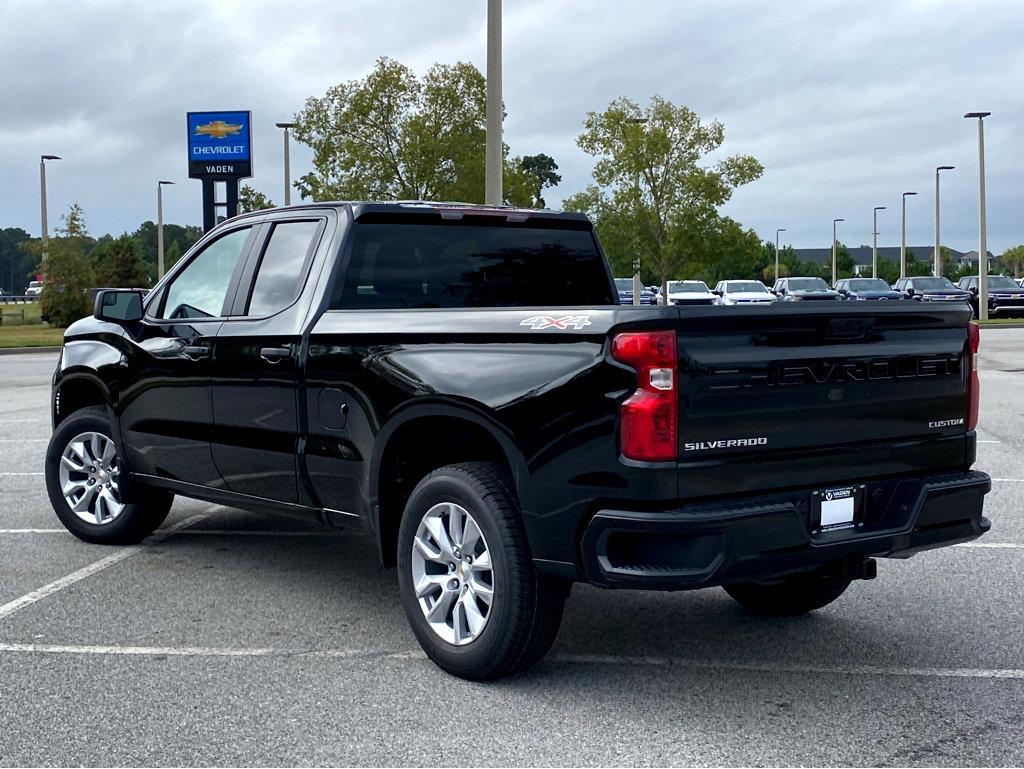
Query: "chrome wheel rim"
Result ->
[[58, 431, 125, 525], [411, 502, 494, 646]]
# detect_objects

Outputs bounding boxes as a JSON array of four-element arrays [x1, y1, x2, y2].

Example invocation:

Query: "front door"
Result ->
[[118, 225, 258, 487], [210, 217, 327, 503]]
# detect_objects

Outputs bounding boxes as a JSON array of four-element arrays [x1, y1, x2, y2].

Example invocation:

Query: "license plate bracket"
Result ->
[[810, 485, 865, 534]]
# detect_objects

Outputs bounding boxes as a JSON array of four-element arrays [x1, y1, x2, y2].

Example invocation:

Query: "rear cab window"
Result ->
[[332, 216, 615, 309]]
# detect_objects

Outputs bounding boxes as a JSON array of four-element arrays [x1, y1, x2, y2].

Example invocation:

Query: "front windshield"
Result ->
[[911, 277, 955, 290], [668, 281, 709, 293], [988, 276, 1020, 289], [848, 279, 891, 291], [787, 278, 831, 291], [726, 282, 768, 293], [614, 278, 632, 291]]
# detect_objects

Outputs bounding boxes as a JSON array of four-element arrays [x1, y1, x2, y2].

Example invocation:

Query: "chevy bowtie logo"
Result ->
[[194, 120, 243, 139]]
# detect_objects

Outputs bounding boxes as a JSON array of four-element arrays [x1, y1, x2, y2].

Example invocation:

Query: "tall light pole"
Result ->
[[775, 228, 786, 284], [39, 155, 61, 262], [275, 122, 297, 206], [900, 191, 917, 280], [934, 165, 955, 277], [965, 112, 991, 320], [156, 180, 175, 280], [625, 117, 648, 304], [484, 0, 502, 205], [832, 218, 844, 285], [872, 206, 886, 279]]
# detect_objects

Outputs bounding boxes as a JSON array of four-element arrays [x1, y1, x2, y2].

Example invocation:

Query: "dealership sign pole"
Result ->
[[187, 111, 253, 232]]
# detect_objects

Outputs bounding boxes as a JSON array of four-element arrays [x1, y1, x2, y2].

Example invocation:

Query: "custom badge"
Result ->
[[519, 315, 593, 330]]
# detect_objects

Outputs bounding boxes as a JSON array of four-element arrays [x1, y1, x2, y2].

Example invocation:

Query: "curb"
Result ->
[[977, 323, 1024, 330], [0, 346, 61, 356]]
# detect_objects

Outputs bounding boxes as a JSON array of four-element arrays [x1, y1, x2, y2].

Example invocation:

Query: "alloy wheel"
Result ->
[[410, 501, 495, 645], [58, 431, 125, 525]]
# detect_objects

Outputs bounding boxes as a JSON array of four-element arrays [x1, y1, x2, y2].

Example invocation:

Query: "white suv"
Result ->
[[713, 280, 776, 306]]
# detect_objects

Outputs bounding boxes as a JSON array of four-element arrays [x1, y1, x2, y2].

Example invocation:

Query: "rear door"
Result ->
[[119, 224, 258, 486], [674, 303, 972, 497], [210, 215, 329, 504]]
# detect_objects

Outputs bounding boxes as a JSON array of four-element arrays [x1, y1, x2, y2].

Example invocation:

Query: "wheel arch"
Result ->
[[53, 371, 112, 428], [369, 401, 528, 568]]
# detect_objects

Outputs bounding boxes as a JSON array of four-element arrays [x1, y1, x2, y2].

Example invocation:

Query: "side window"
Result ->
[[246, 220, 322, 316], [160, 228, 252, 319]]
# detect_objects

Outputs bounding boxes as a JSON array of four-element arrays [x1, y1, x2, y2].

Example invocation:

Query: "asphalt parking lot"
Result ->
[[1, 332, 1022, 767]]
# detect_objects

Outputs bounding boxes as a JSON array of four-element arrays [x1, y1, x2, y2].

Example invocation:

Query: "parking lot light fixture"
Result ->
[[39, 155, 61, 261], [872, 207, 886, 279], [775, 228, 786, 283], [157, 181, 175, 280], [965, 112, 991, 320], [934, 166, 955, 277], [275, 122, 298, 206], [900, 192, 917, 279], [832, 218, 844, 285]]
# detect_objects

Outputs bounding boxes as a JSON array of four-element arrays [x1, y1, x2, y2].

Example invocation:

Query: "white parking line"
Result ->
[[0, 642, 1020, 680], [0, 439, 47, 443], [977, 440, 1001, 444], [0, 472, 44, 476], [0, 528, 335, 537], [0, 514, 205, 621], [956, 542, 1024, 549]]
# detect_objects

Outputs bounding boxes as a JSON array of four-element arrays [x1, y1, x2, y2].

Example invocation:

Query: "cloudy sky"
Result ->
[[2, 0, 1021, 252]]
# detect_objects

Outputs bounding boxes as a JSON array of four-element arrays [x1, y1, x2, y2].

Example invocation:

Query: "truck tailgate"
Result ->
[[674, 303, 974, 498]]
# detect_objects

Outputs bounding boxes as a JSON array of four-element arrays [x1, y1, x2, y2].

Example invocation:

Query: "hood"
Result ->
[[667, 291, 713, 300], [789, 289, 840, 300], [727, 292, 775, 301], [919, 289, 970, 297], [851, 290, 903, 299]]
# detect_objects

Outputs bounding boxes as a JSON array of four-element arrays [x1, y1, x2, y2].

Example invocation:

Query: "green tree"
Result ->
[[90, 233, 150, 288], [293, 56, 534, 206], [163, 241, 182, 271], [239, 185, 275, 213], [0, 227, 33, 294], [130, 221, 202, 278], [34, 203, 94, 327], [999, 245, 1024, 278], [563, 95, 763, 288], [519, 153, 561, 207]]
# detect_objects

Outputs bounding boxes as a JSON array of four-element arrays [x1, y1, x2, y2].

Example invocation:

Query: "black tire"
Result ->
[[46, 406, 173, 545], [723, 570, 852, 616], [396, 462, 567, 680]]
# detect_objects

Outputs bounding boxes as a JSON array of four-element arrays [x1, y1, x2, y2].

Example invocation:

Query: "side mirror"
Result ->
[[905, 287, 915, 297], [712, 289, 722, 296], [970, 286, 978, 295], [94, 289, 144, 323]]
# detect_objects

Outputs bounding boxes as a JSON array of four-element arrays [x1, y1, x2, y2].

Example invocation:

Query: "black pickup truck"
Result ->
[[45, 202, 990, 680]]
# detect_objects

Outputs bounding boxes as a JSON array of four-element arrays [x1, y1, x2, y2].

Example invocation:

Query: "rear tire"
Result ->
[[396, 462, 567, 680], [46, 406, 173, 545], [724, 570, 852, 616]]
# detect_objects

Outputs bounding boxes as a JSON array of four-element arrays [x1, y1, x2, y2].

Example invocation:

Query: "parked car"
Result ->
[[835, 278, 905, 301], [894, 277, 971, 304], [25, 280, 43, 297], [956, 275, 1024, 317], [773, 277, 840, 301], [614, 277, 656, 305], [713, 280, 776, 305], [46, 201, 990, 680], [659, 280, 716, 306]]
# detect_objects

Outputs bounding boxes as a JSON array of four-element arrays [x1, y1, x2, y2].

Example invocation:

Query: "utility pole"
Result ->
[[934, 165, 955, 277], [39, 155, 61, 263], [484, 0, 502, 205], [872, 206, 886, 279], [775, 228, 786, 284], [900, 192, 917, 280], [965, 112, 991, 320], [157, 180, 175, 279], [275, 122, 297, 206], [832, 218, 844, 286]]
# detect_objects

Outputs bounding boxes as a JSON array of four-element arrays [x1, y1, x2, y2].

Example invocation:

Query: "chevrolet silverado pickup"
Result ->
[[46, 201, 990, 680]]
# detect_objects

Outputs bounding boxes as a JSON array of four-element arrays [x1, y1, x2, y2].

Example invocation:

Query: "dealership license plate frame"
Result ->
[[810, 485, 865, 535]]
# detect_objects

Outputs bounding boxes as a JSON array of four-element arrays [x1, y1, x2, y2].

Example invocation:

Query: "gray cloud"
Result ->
[[1, 0, 1021, 253]]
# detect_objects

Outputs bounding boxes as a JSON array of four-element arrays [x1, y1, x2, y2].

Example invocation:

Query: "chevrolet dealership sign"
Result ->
[[187, 110, 252, 179]]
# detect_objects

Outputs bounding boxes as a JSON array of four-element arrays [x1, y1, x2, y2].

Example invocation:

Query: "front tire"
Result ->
[[46, 406, 173, 544], [396, 462, 566, 680], [723, 569, 852, 616]]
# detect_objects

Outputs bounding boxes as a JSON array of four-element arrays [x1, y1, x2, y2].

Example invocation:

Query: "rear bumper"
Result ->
[[580, 470, 991, 590]]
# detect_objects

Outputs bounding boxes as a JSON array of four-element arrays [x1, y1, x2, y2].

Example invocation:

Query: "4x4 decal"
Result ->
[[519, 315, 592, 330]]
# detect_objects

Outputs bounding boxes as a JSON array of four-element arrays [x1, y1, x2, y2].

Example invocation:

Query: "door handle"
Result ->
[[260, 345, 293, 363], [182, 344, 211, 359]]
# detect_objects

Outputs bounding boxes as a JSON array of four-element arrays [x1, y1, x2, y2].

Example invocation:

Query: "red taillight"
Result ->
[[966, 321, 980, 431], [611, 330, 677, 461]]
